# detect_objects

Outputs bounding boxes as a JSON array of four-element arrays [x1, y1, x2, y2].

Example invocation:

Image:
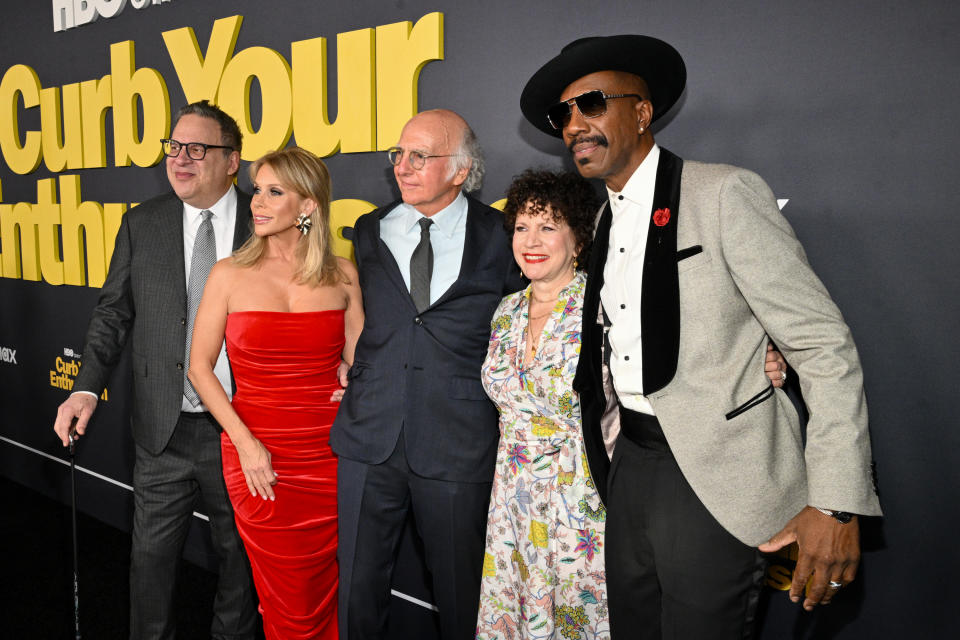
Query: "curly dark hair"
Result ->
[[503, 169, 599, 270]]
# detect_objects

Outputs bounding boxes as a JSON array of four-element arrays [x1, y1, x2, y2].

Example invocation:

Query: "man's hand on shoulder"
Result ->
[[53, 392, 99, 446], [759, 505, 860, 611]]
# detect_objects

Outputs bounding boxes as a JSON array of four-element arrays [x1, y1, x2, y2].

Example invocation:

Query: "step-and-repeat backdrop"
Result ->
[[1, 0, 955, 636]]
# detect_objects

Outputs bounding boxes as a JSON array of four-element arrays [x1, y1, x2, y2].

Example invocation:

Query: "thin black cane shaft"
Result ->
[[69, 434, 81, 639]]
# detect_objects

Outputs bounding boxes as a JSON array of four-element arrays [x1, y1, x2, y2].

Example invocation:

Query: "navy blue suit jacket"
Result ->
[[330, 195, 524, 482]]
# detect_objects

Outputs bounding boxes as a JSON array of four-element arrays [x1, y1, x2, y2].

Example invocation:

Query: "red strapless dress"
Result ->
[[222, 310, 343, 640]]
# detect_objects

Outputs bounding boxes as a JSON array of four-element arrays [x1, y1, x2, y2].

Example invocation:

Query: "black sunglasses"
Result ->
[[546, 90, 645, 130]]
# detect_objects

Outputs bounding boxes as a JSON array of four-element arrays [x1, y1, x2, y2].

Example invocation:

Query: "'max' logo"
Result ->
[[1, 347, 17, 364]]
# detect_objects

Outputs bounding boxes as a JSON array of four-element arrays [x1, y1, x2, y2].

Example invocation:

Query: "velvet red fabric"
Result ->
[[222, 310, 343, 639]]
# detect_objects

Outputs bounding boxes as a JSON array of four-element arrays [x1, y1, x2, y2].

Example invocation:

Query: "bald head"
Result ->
[[392, 109, 485, 215], [406, 109, 469, 146]]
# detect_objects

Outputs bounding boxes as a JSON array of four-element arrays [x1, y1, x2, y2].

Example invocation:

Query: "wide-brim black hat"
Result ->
[[521, 35, 686, 137]]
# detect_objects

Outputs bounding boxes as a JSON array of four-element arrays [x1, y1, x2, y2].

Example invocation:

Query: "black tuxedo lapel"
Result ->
[[573, 200, 613, 503], [640, 147, 683, 394], [574, 201, 612, 397]]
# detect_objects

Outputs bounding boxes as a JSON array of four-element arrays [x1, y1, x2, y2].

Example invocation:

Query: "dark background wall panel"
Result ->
[[2, 1, 957, 637]]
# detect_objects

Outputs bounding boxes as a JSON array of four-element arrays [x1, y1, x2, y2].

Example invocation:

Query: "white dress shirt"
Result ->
[[600, 144, 661, 415], [379, 192, 469, 305], [181, 187, 238, 411], [74, 187, 241, 409]]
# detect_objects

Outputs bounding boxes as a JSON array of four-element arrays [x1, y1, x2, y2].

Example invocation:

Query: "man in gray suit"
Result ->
[[521, 36, 882, 639], [53, 101, 256, 640]]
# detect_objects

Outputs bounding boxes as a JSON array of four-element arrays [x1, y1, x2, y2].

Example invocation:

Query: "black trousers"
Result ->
[[343, 432, 491, 640], [606, 409, 766, 640], [130, 412, 256, 640]]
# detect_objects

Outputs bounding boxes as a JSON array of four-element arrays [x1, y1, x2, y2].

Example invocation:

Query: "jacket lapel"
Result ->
[[373, 202, 415, 305], [573, 201, 611, 396], [573, 201, 613, 504], [640, 147, 683, 394], [432, 196, 491, 308], [152, 194, 187, 304]]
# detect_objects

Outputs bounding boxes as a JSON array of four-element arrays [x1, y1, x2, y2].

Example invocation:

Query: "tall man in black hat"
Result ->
[[521, 36, 882, 638]]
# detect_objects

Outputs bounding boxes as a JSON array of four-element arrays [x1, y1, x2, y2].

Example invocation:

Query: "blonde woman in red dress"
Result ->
[[189, 147, 362, 639]]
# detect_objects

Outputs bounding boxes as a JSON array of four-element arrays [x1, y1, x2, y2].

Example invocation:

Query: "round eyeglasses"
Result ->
[[387, 146, 455, 170]]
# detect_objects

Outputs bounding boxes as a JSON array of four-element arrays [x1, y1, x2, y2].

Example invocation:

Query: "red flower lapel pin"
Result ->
[[653, 207, 671, 227]]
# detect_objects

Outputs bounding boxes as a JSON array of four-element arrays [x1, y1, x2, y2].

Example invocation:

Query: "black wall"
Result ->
[[2, 1, 956, 636]]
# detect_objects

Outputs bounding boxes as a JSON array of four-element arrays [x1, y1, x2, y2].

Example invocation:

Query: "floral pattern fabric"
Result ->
[[476, 272, 609, 640]]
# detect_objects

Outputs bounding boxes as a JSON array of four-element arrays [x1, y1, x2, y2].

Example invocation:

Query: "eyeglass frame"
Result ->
[[386, 146, 456, 171], [546, 90, 646, 131], [160, 138, 236, 161]]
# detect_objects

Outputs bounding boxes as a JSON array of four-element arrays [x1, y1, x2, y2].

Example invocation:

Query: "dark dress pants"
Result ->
[[130, 412, 256, 640], [344, 432, 491, 640], [606, 410, 766, 640]]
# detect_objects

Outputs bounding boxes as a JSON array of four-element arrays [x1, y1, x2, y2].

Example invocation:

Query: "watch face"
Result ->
[[833, 511, 854, 524]]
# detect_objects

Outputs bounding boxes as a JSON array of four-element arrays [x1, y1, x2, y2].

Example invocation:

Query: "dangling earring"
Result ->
[[295, 212, 312, 235]]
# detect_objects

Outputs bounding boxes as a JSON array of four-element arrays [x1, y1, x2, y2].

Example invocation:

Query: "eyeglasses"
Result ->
[[546, 90, 645, 130], [386, 146, 454, 170], [160, 138, 235, 160]]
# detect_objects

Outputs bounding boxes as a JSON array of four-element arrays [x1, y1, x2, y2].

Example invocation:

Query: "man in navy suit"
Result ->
[[330, 109, 525, 639]]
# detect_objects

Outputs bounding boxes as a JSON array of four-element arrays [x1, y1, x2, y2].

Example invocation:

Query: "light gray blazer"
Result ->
[[574, 148, 882, 546]]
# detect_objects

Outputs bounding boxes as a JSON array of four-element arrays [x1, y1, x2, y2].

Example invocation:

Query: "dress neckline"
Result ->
[[229, 309, 345, 315]]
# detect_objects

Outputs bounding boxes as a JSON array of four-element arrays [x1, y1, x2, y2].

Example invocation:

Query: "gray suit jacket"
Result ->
[[574, 148, 882, 546], [73, 189, 252, 455]]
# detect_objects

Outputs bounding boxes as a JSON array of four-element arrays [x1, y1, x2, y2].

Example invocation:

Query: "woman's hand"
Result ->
[[330, 359, 350, 402], [766, 343, 788, 388], [237, 437, 278, 500]]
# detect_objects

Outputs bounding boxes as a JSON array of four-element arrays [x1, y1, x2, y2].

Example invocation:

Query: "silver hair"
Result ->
[[455, 125, 485, 192]]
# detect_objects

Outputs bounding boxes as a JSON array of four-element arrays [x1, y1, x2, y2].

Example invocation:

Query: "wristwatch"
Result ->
[[816, 507, 854, 524]]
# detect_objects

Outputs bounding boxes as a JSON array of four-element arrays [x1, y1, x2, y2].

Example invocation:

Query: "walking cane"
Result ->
[[68, 425, 82, 639]]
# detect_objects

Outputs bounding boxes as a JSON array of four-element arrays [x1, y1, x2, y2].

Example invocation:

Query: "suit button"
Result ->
[[623, 355, 630, 361], [180, 317, 186, 326], [177, 362, 184, 370], [414, 317, 423, 325], [620, 304, 626, 309]]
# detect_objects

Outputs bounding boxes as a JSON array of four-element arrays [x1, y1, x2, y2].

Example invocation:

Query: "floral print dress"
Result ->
[[476, 272, 609, 640]]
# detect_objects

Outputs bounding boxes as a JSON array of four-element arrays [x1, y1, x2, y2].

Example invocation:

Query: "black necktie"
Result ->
[[409, 217, 434, 312]]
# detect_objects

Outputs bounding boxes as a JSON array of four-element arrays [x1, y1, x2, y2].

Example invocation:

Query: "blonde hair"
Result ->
[[234, 147, 342, 287]]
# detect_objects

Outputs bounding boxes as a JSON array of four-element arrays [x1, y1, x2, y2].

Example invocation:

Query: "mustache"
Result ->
[[567, 134, 608, 153]]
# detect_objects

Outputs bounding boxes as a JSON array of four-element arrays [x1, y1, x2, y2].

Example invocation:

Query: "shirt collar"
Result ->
[[607, 144, 660, 212], [397, 191, 468, 239], [182, 185, 236, 225]]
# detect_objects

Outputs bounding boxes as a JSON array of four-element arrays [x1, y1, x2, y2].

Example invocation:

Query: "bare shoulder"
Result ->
[[336, 256, 359, 284], [207, 256, 249, 290]]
